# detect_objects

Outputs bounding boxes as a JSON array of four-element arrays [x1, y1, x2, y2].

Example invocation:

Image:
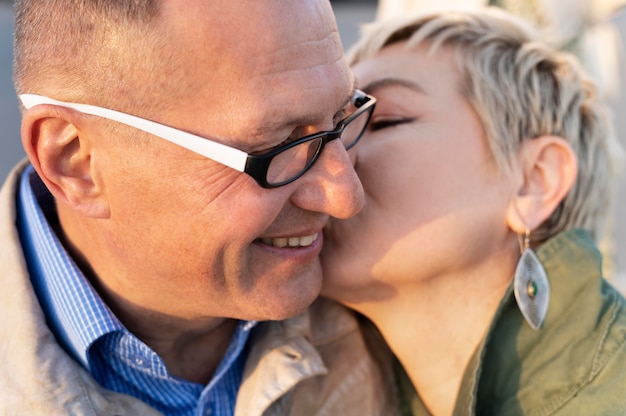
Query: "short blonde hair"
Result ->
[[349, 7, 621, 242]]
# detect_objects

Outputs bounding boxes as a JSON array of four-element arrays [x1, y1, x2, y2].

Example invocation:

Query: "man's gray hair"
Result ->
[[13, 0, 163, 109]]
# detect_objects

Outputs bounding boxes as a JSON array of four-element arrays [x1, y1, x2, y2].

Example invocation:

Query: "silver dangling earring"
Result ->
[[513, 227, 550, 330]]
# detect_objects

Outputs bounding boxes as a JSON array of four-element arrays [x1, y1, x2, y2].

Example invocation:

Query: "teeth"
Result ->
[[299, 234, 315, 246], [261, 233, 318, 248], [273, 238, 288, 248]]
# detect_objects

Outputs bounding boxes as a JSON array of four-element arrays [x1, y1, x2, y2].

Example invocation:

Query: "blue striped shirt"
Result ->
[[16, 166, 256, 416]]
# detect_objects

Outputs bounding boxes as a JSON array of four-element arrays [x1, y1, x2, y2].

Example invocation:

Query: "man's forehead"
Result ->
[[155, 0, 346, 98], [161, 0, 338, 44], [152, 0, 352, 146]]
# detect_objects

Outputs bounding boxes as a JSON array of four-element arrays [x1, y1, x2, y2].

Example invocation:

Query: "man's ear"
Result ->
[[21, 105, 110, 218], [506, 135, 578, 233]]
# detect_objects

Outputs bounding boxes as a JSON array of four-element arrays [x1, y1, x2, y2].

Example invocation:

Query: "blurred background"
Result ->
[[1, 0, 625, 285]]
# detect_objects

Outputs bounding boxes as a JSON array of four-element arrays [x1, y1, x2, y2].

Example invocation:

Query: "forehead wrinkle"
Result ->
[[235, 28, 353, 147], [258, 31, 345, 73], [222, 42, 350, 143]]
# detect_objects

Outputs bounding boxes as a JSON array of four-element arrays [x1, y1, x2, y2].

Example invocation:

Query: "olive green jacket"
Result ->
[[402, 229, 626, 415]]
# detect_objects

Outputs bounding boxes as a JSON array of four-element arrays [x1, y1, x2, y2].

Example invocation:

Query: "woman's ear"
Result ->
[[506, 135, 578, 233], [21, 104, 110, 218]]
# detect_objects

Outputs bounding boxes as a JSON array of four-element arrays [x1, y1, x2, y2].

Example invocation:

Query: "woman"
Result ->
[[322, 8, 625, 415]]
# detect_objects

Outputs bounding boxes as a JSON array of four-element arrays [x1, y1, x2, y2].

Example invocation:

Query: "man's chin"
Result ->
[[246, 283, 322, 321]]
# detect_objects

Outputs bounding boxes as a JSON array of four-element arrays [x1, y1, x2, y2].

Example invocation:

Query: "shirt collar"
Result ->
[[16, 165, 259, 415], [17, 165, 126, 368]]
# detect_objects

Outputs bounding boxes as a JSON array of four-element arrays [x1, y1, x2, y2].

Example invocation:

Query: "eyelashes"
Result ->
[[368, 117, 415, 132]]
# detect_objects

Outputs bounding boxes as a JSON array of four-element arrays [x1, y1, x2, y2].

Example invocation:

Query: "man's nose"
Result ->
[[290, 139, 364, 219]]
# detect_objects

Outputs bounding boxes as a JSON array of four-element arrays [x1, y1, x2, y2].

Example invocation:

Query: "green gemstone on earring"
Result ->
[[527, 279, 538, 299], [514, 248, 550, 330]]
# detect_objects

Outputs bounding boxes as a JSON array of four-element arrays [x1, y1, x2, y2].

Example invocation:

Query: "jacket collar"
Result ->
[[1, 161, 397, 416], [0, 161, 351, 416], [0, 161, 164, 415], [456, 228, 615, 415]]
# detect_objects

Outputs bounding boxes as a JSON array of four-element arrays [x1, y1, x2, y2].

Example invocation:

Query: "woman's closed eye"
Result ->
[[368, 116, 415, 131]]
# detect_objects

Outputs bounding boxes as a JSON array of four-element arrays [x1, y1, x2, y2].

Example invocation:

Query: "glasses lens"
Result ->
[[266, 136, 324, 185], [341, 104, 372, 150]]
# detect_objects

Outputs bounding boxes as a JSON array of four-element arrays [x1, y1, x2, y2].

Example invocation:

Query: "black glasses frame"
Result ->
[[20, 90, 375, 189], [244, 91, 376, 188]]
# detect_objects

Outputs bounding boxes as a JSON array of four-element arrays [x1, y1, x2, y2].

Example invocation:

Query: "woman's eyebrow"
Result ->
[[361, 77, 426, 96]]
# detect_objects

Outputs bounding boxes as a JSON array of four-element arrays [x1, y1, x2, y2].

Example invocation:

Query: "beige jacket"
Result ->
[[0, 161, 398, 416]]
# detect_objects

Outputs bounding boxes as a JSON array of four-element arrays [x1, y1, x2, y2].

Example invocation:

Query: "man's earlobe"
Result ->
[[506, 135, 578, 233], [21, 105, 110, 218]]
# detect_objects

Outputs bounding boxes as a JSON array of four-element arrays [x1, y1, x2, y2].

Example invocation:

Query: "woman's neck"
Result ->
[[349, 265, 513, 416]]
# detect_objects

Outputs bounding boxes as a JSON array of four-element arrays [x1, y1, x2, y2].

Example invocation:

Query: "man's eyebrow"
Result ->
[[249, 83, 358, 142], [361, 77, 426, 96]]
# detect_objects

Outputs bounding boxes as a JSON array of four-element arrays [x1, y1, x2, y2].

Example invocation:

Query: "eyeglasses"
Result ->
[[19, 91, 376, 188]]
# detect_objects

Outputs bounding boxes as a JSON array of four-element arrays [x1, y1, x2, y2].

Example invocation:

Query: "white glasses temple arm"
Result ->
[[19, 94, 248, 172]]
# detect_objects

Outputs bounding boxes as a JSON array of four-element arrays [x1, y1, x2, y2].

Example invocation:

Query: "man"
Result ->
[[1, 1, 397, 414]]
